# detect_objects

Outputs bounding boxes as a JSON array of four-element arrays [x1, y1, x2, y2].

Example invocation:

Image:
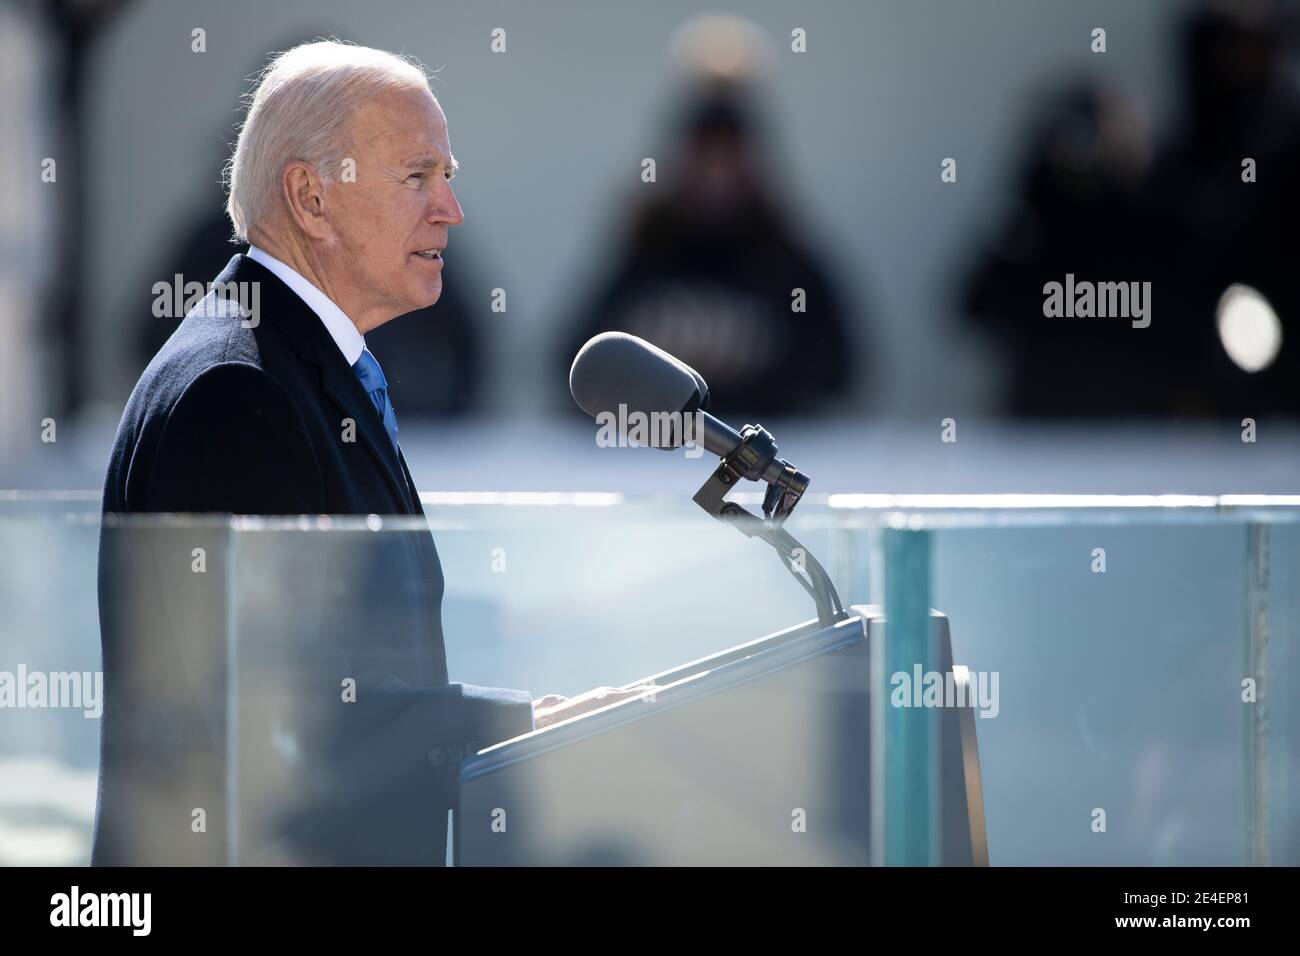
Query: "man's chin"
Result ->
[[405, 282, 442, 312]]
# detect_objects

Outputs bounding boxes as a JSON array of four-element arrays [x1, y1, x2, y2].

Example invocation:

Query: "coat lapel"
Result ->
[[398, 451, 424, 514], [222, 254, 417, 515]]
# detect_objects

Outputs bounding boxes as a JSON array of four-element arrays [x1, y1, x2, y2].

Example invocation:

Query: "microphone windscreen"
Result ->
[[569, 332, 709, 421]]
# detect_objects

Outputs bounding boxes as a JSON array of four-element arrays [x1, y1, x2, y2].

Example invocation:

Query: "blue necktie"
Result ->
[[352, 349, 400, 456]]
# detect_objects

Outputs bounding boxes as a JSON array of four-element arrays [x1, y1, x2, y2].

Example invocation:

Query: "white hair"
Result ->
[[224, 40, 432, 242]]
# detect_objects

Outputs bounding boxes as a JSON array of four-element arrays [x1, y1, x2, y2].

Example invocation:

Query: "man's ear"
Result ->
[[282, 161, 331, 240]]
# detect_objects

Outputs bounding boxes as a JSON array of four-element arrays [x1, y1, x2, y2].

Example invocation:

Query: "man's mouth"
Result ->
[[413, 248, 443, 261]]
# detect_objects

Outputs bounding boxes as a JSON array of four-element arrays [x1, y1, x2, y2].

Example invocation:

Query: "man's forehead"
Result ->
[[352, 88, 450, 153]]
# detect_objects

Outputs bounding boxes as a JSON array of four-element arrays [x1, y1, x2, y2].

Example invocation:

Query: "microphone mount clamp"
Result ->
[[692, 424, 845, 628], [691, 423, 808, 524]]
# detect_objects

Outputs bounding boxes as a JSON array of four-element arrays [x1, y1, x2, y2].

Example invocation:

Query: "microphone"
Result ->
[[568, 331, 840, 624], [569, 330, 708, 430], [569, 331, 789, 486]]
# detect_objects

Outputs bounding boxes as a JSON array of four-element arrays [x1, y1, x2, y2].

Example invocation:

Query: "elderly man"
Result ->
[[95, 40, 638, 866]]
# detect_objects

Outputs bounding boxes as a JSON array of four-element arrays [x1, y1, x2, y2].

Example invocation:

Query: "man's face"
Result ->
[[320, 85, 464, 329]]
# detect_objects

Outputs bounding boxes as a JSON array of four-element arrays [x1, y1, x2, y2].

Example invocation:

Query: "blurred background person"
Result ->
[[961, 0, 1300, 418], [959, 80, 1159, 417], [556, 14, 862, 422], [1148, 0, 1300, 416]]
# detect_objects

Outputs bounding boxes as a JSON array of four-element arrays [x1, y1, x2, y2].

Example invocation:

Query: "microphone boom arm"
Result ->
[[691, 424, 847, 628]]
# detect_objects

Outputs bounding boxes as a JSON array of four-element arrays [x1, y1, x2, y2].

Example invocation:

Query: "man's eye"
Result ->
[[407, 173, 425, 186], [444, 170, 455, 182]]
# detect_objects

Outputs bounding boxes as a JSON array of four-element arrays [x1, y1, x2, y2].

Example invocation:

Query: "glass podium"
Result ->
[[0, 492, 1295, 865]]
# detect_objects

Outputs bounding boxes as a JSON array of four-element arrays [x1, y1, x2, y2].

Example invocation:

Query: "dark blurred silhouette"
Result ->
[[558, 81, 860, 421], [1157, 1, 1300, 415], [962, 1, 1300, 418], [23, 0, 134, 417], [961, 81, 1159, 416]]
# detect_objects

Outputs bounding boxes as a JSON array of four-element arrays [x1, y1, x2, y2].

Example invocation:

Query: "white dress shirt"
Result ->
[[247, 245, 366, 366]]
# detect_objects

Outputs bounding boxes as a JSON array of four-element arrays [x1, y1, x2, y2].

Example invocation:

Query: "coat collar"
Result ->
[[214, 253, 418, 515], [246, 244, 366, 365]]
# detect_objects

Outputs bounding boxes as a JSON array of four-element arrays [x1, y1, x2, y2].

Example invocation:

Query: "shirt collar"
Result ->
[[247, 245, 366, 366]]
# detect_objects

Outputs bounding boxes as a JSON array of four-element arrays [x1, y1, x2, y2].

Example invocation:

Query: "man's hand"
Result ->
[[532, 684, 659, 730]]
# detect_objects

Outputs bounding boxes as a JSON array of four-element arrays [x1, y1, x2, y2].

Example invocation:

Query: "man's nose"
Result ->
[[429, 183, 465, 226]]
